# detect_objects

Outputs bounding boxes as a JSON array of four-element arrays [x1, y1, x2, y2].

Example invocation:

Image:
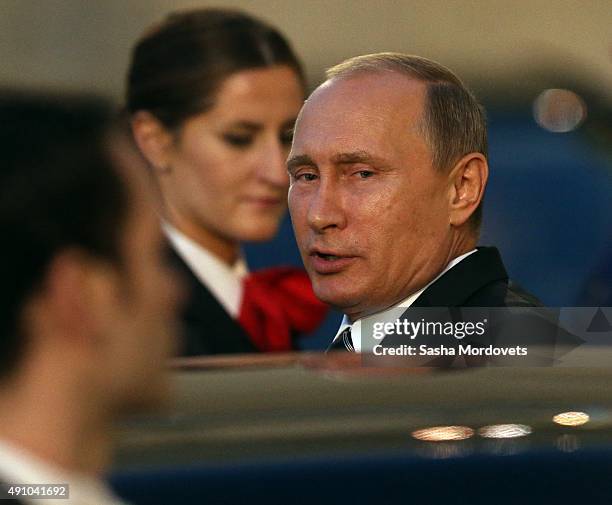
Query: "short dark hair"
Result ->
[[326, 53, 487, 229], [0, 91, 129, 380], [126, 8, 305, 129]]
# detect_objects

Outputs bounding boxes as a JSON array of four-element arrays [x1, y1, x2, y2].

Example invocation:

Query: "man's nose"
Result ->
[[307, 179, 347, 233]]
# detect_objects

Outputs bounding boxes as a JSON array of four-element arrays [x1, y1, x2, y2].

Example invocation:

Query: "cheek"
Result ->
[[174, 146, 249, 214], [183, 145, 237, 190], [288, 187, 308, 228], [350, 186, 401, 247]]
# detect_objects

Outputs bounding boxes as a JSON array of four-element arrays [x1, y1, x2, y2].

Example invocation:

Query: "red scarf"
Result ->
[[238, 267, 328, 351]]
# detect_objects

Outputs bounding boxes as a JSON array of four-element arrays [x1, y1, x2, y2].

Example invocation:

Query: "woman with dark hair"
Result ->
[[127, 8, 326, 355]]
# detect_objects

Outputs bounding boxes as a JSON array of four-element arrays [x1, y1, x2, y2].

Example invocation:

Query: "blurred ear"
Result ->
[[447, 153, 488, 227], [130, 111, 174, 174], [32, 249, 120, 351]]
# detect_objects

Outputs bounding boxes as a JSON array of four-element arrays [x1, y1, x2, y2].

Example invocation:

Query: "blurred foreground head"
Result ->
[[0, 91, 182, 416]]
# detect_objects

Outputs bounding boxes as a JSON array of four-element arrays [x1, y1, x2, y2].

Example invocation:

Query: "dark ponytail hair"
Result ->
[[126, 8, 305, 129]]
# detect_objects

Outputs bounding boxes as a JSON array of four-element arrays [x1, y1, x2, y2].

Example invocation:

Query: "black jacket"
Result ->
[[328, 246, 546, 355], [409, 246, 541, 309], [386, 247, 575, 365], [168, 249, 257, 356]]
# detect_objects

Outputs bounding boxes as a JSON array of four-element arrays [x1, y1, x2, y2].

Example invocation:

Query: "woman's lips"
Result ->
[[309, 252, 357, 274]]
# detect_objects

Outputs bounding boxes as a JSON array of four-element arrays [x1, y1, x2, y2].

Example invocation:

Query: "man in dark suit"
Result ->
[[0, 93, 182, 503], [286, 53, 546, 354]]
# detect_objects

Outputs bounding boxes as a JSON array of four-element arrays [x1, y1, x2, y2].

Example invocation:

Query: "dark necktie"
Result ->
[[327, 326, 355, 352]]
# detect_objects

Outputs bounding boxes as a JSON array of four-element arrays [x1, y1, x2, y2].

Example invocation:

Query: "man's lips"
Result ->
[[308, 248, 358, 274]]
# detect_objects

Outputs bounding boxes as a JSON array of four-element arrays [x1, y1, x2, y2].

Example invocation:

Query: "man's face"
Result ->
[[288, 73, 454, 320]]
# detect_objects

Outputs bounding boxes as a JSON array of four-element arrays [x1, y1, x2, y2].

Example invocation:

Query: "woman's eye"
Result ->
[[223, 134, 253, 147]]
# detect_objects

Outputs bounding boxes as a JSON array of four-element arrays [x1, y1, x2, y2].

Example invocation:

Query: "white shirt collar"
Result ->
[[0, 439, 128, 505], [163, 222, 248, 318], [333, 249, 477, 352]]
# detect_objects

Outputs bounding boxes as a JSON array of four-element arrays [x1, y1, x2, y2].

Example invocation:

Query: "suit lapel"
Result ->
[[167, 245, 257, 355]]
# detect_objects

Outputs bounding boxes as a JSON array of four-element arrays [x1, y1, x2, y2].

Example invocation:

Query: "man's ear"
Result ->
[[130, 111, 174, 174], [32, 249, 120, 350], [447, 152, 488, 227]]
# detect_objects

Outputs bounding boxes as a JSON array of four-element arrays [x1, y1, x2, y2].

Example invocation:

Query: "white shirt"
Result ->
[[0, 439, 128, 505], [163, 222, 248, 318], [332, 249, 477, 352]]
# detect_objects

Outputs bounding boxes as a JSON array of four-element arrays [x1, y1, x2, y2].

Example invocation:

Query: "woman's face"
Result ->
[[160, 65, 304, 257]]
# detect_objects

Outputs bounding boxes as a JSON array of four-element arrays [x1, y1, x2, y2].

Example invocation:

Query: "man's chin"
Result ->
[[312, 283, 363, 313]]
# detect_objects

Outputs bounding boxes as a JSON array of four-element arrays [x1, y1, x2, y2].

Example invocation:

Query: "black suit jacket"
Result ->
[[382, 247, 574, 365], [168, 248, 257, 356], [409, 246, 541, 309]]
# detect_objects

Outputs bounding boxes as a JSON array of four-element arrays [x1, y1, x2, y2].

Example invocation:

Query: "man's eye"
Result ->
[[356, 170, 374, 179], [296, 172, 318, 182], [223, 134, 253, 147]]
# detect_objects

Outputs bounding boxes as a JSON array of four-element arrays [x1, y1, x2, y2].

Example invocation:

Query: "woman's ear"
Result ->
[[130, 111, 174, 174], [447, 152, 488, 227]]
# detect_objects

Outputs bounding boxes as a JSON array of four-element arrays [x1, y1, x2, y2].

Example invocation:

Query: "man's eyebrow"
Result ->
[[286, 154, 316, 173], [286, 151, 393, 173], [331, 151, 391, 169]]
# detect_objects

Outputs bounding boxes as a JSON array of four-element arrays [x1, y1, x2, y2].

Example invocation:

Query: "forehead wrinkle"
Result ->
[[293, 77, 428, 172]]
